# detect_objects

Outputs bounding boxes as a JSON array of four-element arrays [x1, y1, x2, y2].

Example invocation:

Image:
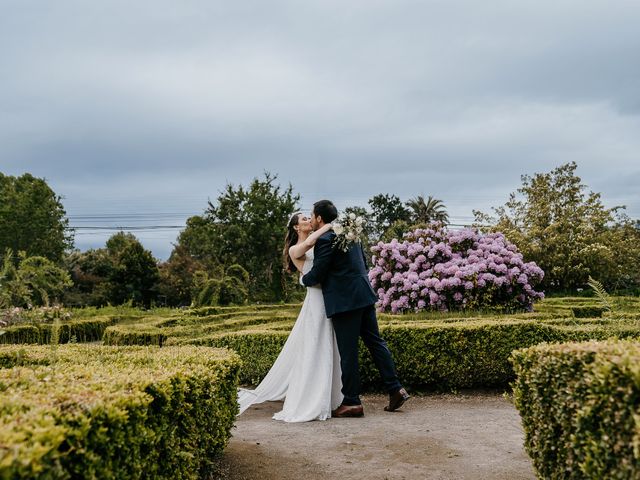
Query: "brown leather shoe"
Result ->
[[385, 388, 410, 412], [332, 404, 364, 418]]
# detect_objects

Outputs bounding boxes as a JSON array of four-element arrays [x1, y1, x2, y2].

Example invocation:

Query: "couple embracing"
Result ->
[[238, 200, 409, 422]]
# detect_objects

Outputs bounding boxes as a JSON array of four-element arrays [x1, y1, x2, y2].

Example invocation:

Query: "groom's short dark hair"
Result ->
[[313, 200, 338, 223]]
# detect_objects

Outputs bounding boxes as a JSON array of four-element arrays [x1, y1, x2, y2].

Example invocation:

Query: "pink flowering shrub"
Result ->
[[369, 227, 544, 313]]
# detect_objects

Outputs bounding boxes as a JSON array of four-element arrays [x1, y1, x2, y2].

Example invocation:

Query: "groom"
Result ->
[[302, 200, 409, 417]]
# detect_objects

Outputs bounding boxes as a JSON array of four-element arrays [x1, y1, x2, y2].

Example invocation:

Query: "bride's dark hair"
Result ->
[[283, 212, 302, 274]]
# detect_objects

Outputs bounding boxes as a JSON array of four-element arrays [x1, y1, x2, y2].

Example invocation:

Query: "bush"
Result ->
[[219, 276, 248, 306], [184, 318, 640, 390], [192, 265, 250, 307], [93, 301, 640, 391], [571, 306, 606, 318], [103, 324, 168, 346], [187, 304, 298, 317], [511, 340, 640, 479], [0, 316, 119, 344], [191, 331, 289, 385], [195, 278, 222, 307], [369, 226, 544, 313], [0, 344, 241, 479]]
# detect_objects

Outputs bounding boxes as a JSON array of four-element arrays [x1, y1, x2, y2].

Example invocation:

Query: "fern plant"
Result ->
[[587, 276, 615, 314]]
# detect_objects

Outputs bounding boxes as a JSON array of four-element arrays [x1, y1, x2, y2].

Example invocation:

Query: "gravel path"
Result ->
[[215, 391, 536, 480]]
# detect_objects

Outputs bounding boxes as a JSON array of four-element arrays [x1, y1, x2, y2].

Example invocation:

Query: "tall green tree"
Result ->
[[406, 195, 449, 225], [0, 173, 73, 262], [106, 232, 160, 307], [62, 233, 161, 307], [175, 172, 299, 302], [474, 162, 630, 292], [368, 194, 411, 239], [157, 245, 206, 307]]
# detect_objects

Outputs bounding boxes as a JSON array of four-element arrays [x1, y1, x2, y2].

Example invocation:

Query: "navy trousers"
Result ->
[[331, 304, 402, 406]]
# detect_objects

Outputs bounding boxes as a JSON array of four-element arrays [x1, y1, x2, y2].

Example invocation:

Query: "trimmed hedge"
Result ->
[[190, 331, 289, 385], [187, 304, 301, 317], [185, 318, 640, 390], [511, 340, 640, 479], [103, 324, 168, 346], [571, 306, 606, 318], [0, 316, 120, 345], [0, 345, 241, 479]]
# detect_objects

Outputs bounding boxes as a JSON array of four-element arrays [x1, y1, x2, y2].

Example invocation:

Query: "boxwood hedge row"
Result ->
[[0, 345, 241, 479], [511, 340, 640, 479], [0, 316, 120, 345], [185, 318, 640, 390]]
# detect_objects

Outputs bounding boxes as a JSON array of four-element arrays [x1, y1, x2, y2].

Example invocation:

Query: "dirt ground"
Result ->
[[214, 391, 536, 480]]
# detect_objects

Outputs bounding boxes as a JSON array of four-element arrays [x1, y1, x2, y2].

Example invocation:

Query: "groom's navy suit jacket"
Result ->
[[301, 231, 377, 318]]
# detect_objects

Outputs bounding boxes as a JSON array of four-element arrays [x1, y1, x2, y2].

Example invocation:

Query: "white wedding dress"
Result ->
[[237, 250, 343, 422]]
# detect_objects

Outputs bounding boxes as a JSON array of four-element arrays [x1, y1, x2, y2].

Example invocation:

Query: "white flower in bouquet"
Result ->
[[332, 213, 367, 252]]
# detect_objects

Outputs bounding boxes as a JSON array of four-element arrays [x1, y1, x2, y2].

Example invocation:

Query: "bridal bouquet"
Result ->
[[332, 213, 366, 252]]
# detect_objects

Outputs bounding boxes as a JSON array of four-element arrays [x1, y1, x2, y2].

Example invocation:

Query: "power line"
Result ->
[[72, 226, 184, 230]]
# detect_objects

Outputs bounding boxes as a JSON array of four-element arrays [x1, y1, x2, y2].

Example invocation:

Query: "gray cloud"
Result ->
[[1, 0, 639, 259]]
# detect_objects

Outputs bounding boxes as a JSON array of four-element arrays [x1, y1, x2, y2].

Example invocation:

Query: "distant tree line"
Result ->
[[1, 164, 638, 309]]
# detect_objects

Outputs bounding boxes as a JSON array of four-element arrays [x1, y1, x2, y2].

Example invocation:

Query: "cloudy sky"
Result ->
[[2, 0, 639, 260]]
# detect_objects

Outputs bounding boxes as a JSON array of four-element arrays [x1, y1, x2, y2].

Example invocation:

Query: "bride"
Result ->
[[237, 212, 343, 422]]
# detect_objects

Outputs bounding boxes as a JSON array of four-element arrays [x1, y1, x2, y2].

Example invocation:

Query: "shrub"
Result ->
[[191, 264, 250, 307], [195, 278, 222, 307], [219, 276, 248, 306], [0, 316, 119, 344], [226, 264, 250, 284], [0, 344, 241, 479], [191, 331, 288, 385], [103, 324, 168, 346], [572, 306, 606, 318], [369, 226, 544, 313], [185, 318, 640, 390], [511, 340, 640, 479]]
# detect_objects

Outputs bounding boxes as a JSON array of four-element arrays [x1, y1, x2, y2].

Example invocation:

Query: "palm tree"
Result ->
[[405, 195, 449, 225]]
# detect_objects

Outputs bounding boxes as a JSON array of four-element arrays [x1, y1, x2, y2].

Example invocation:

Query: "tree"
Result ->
[[379, 220, 412, 243], [474, 162, 629, 292], [0, 249, 72, 307], [106, 232, 160, 307], [595, 215, 640, 292], [0, 173, 73, 262], [175, 172, 299, 302], [368, 194, 411, 239], [61, 233, 161, 307], [63, 248, 114, 306], [406, 195, 449, 225], [157, 245, 206, 307]]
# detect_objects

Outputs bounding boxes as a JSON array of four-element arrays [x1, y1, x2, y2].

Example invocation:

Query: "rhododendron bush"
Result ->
[[369, 227, 544, 313]]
